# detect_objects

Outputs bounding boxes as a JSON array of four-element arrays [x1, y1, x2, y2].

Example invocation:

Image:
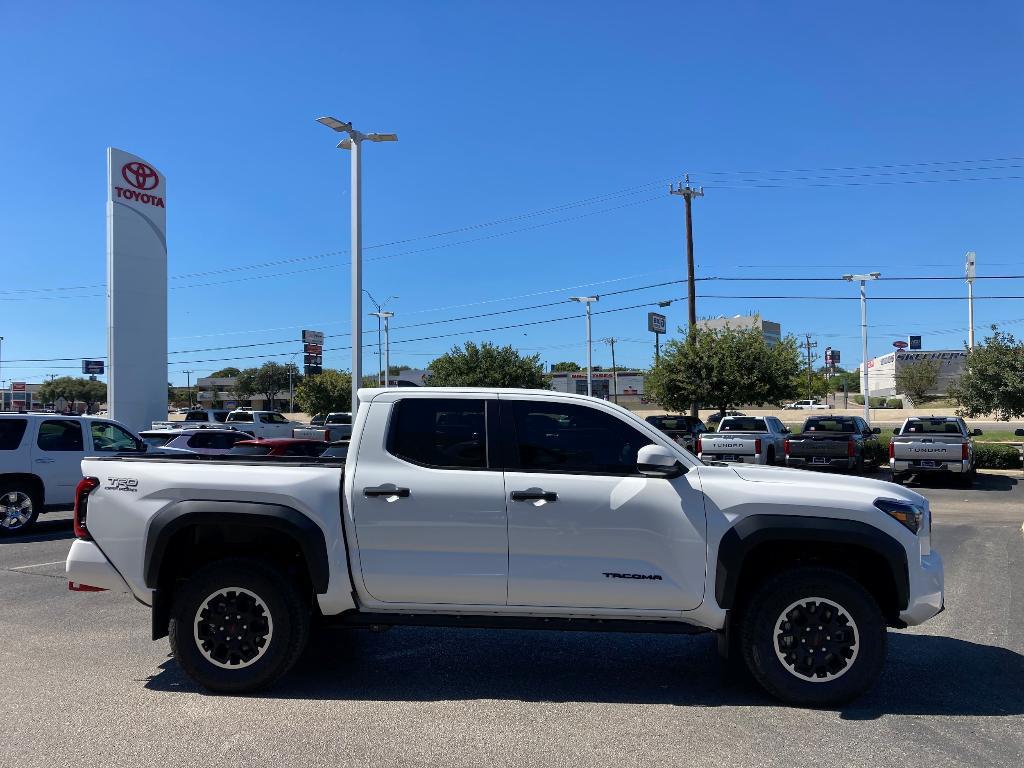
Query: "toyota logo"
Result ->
[[121, 161, 160, 191]]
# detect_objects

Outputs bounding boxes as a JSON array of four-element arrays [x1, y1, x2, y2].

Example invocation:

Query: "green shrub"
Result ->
[[852, 395, 864, 405], [852, 395, 887, 407], [974, 443, 1023, 470], [886, 398, 903, 409]]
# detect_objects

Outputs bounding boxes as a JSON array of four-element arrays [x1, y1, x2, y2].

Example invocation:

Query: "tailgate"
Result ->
[[788, 436, 850, 457], [701, 435, 758, 456], [893, 438, 964, 462]]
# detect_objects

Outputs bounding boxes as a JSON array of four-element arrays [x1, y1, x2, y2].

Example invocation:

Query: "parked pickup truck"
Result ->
[[292, 412, 352, 443], [66, 388, 945, 706], [783, 400, 832, 410], [644, 415, 708, 453], [890, 417, 981, 486], [223, 410, 300, 438], [152, 409, 230, 431], [784, 415, 882, 473], [697, 415, 789, 465], [1, 413, 145, 534]]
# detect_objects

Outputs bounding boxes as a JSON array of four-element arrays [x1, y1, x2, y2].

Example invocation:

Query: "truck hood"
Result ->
[[728, 464, 928, 506]]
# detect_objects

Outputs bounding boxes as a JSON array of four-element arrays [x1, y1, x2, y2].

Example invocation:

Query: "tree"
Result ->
[[894, 360, 940, 405], [233, 362, 292, 409], [829, 368, 860, 394], [209, 367, 241, 378], [950, 327, 1024, 420], [550, 361, 582, 372], [294, 370, 352, 416], [427, 342, 548, 388], [37, 376, 107, 414], [646, 326, 802, 414]]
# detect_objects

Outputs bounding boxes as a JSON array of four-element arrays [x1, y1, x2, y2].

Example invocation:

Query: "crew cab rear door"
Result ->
[[349, 393, 508, 606], [499, 395, 706, 612], [30, 418, 86, 505]]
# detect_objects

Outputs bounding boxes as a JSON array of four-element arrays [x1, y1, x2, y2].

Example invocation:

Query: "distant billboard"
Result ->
[[82, 360, 105, 375], [647, 312, 667, 334], [908, 335, 922, 350], [302, 330, 323, 376]]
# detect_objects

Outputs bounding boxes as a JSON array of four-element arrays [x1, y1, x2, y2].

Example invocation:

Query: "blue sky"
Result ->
[[2, 1, 1022, 386]]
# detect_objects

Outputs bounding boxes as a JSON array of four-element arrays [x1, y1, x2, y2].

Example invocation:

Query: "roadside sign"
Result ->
[[302, 329, 324, 345], [647, 312, 667, 334], [82, 359, 105, 375], [908, 335, 922, 350], [12, 382, 26, 392], [892, 340, 908, 349]]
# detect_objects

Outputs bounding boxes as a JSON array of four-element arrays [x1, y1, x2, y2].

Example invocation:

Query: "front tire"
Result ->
[[739, 567, 886, 706], [0, 484, 40, 535], [169, 558, 310, 693]]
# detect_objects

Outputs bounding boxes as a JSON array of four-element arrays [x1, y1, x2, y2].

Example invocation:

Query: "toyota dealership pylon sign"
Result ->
[[107, 148, 167, 432]]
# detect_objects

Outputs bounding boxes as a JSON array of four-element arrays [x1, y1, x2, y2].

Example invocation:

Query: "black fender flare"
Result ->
[[714, 514, 909, 610], [143, 500, 330, 593]]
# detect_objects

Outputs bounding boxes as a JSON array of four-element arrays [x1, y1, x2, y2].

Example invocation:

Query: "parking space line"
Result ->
[[9, 560, 66, 570]]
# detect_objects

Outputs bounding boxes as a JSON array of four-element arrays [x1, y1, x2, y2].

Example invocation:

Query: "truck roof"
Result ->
[[357, 387, 630, 404]]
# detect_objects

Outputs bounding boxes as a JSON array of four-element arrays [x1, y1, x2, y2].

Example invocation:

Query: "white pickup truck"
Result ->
[[66, 388, 944, 705], [292, 412, 352, 443], [223, 410, 300, 438], [783, 400, 832, 410], [890, 417, 981, 487], [697, 415, 790, 465], [151, 409, 230, 431]]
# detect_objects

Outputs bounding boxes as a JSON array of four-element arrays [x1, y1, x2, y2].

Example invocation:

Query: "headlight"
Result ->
[[874, 497, 927, 534]]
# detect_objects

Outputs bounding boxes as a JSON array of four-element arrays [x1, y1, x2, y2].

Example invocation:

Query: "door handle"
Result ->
[[34, 457, 55, 464], [363, 485, 410, 498], [510, 490, 558, 502]]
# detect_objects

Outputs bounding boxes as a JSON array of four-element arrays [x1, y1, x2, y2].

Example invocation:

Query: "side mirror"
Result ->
[[872, 427, 881, 434], [136, 441, 148, 453], [972, 429, 983, 436], [637, 444, 687, 479], [892, 427, 901, 435]]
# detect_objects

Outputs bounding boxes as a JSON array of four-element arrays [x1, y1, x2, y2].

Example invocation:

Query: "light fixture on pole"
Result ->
[[966, 251, 977, 349], [316, 116, 398, 414], [364, 291, 398, 386], [842, 272, 881, 423], [570, 296, 599, 396], [369, 310, 395, 387]]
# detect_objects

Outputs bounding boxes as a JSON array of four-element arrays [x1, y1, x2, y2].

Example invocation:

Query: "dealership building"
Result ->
[[863, 349, 969, 398], [546, 371, 646, 400]]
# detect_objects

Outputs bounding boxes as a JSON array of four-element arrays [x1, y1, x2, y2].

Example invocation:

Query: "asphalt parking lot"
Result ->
[[2, 472, 1022, 768]]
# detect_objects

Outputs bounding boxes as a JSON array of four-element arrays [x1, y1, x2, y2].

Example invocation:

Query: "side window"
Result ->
[[37, 420, 85, 452], [90, 422, 140, 452], [229, 412, 254, 423], [213, 412, 228, 423], [0, 419, 28, 450], [506, 401, 652, 475], [265, 413, 289, 424], [186, 434, 214, 449], [387, 398, 486, 469]]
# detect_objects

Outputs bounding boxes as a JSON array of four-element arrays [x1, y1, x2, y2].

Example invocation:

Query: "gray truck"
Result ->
[[697, 415, 789, 465], [784, 415, 882, 473], [889, 416, 981, 486]]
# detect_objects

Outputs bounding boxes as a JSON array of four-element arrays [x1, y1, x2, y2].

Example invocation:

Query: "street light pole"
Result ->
[[842, 272, 881, 423], [570, 296, 599, 396], [369, 310, 395, 388], [364, 292, 397, 386], [966, 251, 977, 349], [316, 116, 398, 414]]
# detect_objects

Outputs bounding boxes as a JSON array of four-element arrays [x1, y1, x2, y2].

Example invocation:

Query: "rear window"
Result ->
[[142, 433, 175, 448], [0, 419, 28, 450], [184, 412, 209, 422], [320, 443, 349, 458], [719, 418, 767, 432], [646, 416, 697, 430], [326, 413, 351, 425], [803, 419, 855, 433], [228, 443, 272, 455], [903, 420, 964, 435], [387, 398, 486, 469]]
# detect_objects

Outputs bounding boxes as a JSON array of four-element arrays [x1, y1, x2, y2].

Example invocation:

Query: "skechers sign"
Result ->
[[113, 161, 165, 208]]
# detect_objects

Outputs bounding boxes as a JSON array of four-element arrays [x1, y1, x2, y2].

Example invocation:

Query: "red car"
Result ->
[[227, 438, 327, 457]]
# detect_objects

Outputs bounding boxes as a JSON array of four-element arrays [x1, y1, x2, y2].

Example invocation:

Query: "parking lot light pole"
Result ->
[[370, 311, 395, 388], [570, 296, 599, 396], [842, 272, 881, 423], [316, 116, 398, 413], [365, 292, 397, 386]]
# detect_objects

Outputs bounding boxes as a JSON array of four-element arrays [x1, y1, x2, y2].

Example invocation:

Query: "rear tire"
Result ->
[[739, 567, 886, 706], [0, 484, 40, 535], [767, 447, 776, 466], [169, 558, 310, 693]]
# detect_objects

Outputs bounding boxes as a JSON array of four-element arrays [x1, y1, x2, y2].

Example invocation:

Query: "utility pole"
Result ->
[[570, 296, 599, 396], [803, 334, 818, 400], [182, 370, 195, 409], [604, 337, 619, 404], [842, 272, 881, 423], [670, 174, 703, 417], [966, 251, 976, 349], [369, 310, 395, 388]]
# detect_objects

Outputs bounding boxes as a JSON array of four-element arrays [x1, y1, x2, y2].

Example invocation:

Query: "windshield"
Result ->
[[326, 413, 352, 425], [719, 418, 767, 432]]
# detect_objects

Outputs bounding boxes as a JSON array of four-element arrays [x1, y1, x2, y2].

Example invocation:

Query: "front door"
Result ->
[[350, 395, 508, 606], [30, 419, 86, 506], [501, 396, 706, 612]]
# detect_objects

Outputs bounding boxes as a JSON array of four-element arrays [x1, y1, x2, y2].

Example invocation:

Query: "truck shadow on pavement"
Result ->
[[144, 626, 1024, 718], [0, 517, 74, 544], [900, 472, 1018, 493]]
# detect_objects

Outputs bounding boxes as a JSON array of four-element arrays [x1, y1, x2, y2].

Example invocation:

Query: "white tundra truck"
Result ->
[[890, 416, 981, 487], [697, 415, 790, 465], [66, 388, 944, 705]]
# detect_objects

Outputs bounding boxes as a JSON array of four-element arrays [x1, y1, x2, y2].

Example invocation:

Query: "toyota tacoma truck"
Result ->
[[697, 415, 789, 465], [890, 416, 981, 487], [66, 388, 944, 706], [784, 415, 882, 473]]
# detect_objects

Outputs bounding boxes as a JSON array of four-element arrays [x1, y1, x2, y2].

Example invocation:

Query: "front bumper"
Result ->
[[899, 550, 945, 626], [65, 539, 131, 593], [892, 459, 968, 475]]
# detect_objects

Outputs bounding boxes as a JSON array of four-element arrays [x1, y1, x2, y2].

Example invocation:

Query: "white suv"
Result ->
[[0, 413, 144, 534]]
